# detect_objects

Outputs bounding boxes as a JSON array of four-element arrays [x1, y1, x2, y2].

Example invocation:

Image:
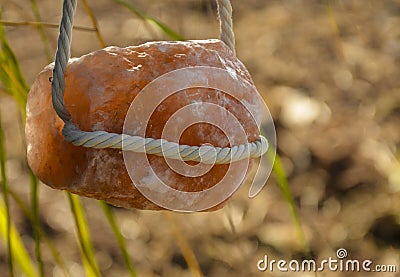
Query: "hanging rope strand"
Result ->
[[50, 0, 267, 164], [51, 0, 77, 123], [216, 0, 235, 55]]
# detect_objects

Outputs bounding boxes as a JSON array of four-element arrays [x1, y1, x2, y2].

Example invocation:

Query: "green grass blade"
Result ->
[[81, 0, 107, 48], [27, 3, 51, 274], [112, 0, 185, 41], [67, 193, 101, 277], [165, 213, 204, 277], [324, 0, 345, 61], [30, 0, 52, 62], [0, 62, 28, 116], [0, 8, 29, 118], [25, 3, 57, 274], [0, 114, 38, 277], [99, 202, 137, 277], [30, 171, 44, 277], [1, 6, 45, 273], [0, 200, 38, 277], [271, 149, 310, 255], [0, 20, 97, 32], [0, 112, 14, 276], [8, 187, 71, 277]]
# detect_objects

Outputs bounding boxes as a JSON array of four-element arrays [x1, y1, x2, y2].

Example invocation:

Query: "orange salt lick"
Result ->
[[26, 39, 262, 210]]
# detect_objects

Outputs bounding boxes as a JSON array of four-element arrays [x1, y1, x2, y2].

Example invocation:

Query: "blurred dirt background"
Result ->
[[0, 0, 400, 276]]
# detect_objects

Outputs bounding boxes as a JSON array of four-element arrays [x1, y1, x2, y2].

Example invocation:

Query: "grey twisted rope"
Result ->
[[51, 0, 76, 122], [216, 0, 235, 54], [51, 0, 268, 165]]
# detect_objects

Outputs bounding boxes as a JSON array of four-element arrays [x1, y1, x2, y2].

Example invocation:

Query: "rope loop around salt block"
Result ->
[[51, 0, 268, 164]]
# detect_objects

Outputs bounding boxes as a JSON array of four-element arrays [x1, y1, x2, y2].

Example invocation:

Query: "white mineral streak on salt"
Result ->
[[174, 54, 186, 59], [157, 44, 169, 53], [92, 122, 105, 131], [217, 91, 229, 107], [188, 101, 206, 139], [26, 144, 32, 156], [191, 101, 205, 118], [83, 150, 121, 188], [107, 52, 119, 57], [129, 64, 142, 71], [91, 111, 107, 131], [192, 70, 209, 87], [137, 52, 148, 58], [190, 39, 219, 44], [226, 67, 238, 80], [67, 57, 80, 65], [182, 193, 201, 207], [140, 168, 168, 193], [95, 85, 105, 94]]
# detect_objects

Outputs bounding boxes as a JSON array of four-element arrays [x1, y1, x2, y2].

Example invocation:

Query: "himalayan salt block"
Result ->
[[26, 39, 261, 210]]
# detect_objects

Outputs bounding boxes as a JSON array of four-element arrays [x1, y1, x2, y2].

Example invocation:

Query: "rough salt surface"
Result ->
[[26, 39, 261, 210]]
